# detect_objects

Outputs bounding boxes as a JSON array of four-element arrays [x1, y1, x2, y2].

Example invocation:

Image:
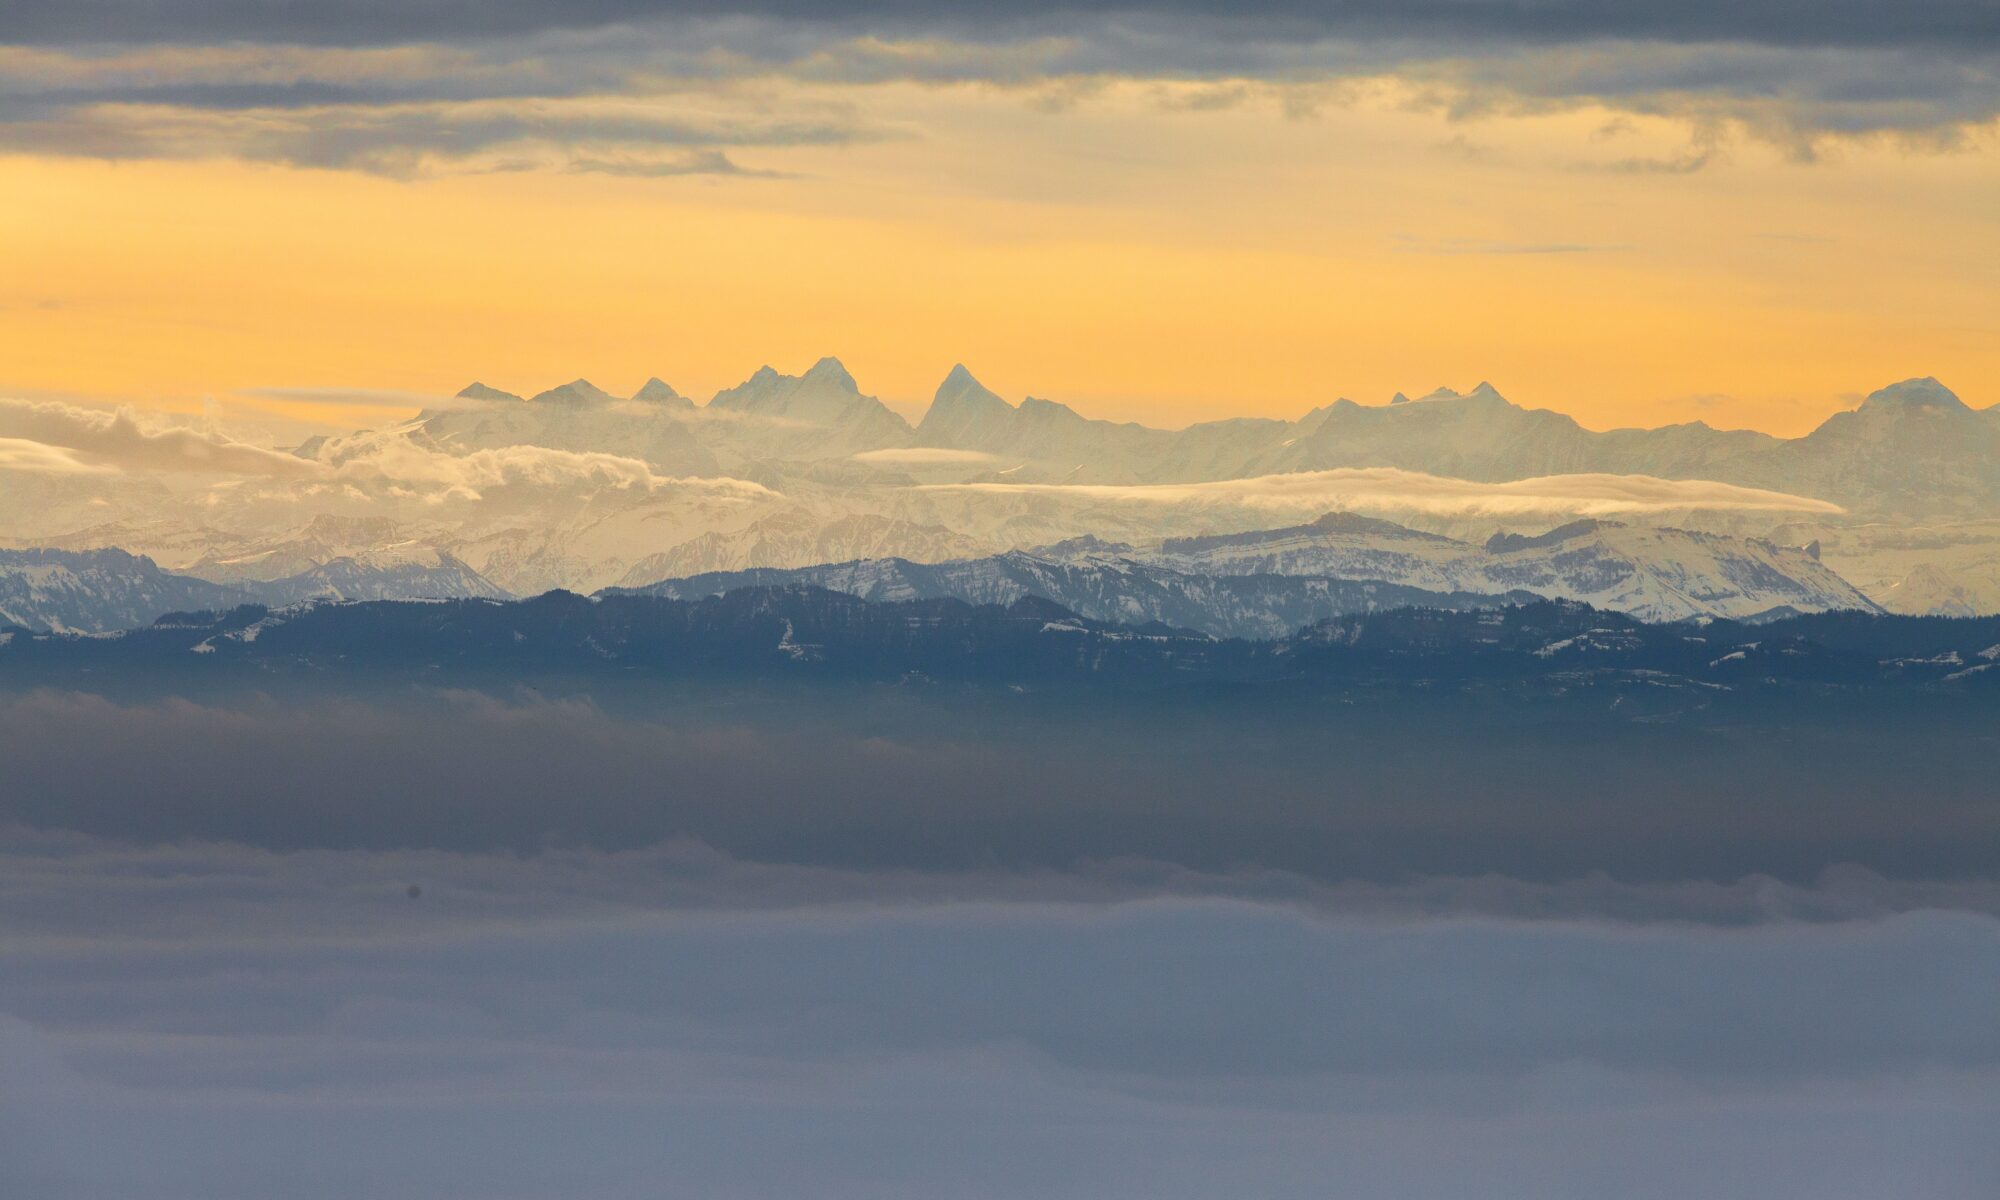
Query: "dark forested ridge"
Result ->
[[6, 585, 1997, 705]]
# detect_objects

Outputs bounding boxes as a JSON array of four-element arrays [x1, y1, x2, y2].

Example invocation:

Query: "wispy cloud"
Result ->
[[922, 467, 1846, 518], [0, 397, 324, 477]]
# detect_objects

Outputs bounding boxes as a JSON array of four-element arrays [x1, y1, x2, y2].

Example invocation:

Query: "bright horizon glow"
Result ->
[[2, 80, 1996, 440]]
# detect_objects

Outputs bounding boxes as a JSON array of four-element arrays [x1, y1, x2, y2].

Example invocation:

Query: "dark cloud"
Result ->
[[3, 2, 1993, 52], [0, 6, 1992, 164], [0, 97, 870, 174]]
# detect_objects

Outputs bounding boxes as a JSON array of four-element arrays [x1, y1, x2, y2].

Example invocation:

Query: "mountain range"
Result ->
[[618, 513, 1868, 633], [4, 506, 1869, 634], [405, 364, 1999, 519], [0, 545, 507, 633], [4, 358, 1997, 619], [6, 589, 1994, 709]]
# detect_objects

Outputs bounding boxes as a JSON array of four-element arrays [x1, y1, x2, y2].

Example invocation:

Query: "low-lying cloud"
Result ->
[[2, 823, 1997, 1200], [0, 396, 778, 507], [323, 435, 776, 502], [923, 467, 1846, 518], [0, 397, 325, 478]]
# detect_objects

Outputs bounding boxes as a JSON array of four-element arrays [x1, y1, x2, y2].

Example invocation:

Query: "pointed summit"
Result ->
[[1389, 392, 1412, 405], [455, 382, 522, 403], [918, 363, 1014, 443], [1857, 377, 1967, 414], [802, 356, 858, 392], [631, 377, 692, 409]]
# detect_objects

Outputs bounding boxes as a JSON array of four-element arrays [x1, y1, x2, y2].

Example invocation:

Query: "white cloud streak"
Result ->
[[0, 397, 325, 478], [922, 467, 1846, 518], [0, 436, 114, 476]]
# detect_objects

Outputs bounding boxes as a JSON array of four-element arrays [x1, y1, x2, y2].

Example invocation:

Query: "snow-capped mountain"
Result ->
[[252, 546, 511, 604], [615, 510, 989, 587], [1101, 513, 1876, 623], [912, 364, 1173, 482], [1877, 564, 2000, 618], [7, 356, 1995, 619], [404, 378, 719, 476], [615, 549, 1540, 639], [704, 358, 913, 462], [184, 515, 438, 583], [0, 544, 511, 633], [0, 548, 248, 634], [616, 513, 1875, 628]]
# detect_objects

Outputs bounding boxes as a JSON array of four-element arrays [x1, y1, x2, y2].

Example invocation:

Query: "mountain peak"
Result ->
[[1857, 377, 1967, 414], [803, 356, 858, 391], [530, 379, 614, 406], [918, 363, 1014, 438], [1389, 391, 1412, 405], [632, 377, 691, 408], [456, 382, 522, 403]]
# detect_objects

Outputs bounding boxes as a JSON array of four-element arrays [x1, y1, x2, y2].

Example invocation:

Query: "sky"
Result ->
[[1, 3, 1997, 436]]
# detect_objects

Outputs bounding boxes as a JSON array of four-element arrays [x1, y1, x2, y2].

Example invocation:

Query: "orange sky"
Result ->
[[2, 81, 1995, 437]]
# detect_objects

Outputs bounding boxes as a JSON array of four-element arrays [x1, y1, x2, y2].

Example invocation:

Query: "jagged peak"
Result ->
[[919, 363, 1013, 432], [1394, 382, 1510, 407], [1857, 376, 1966, 414], [802, 356, 858, 391], [631, 377, 691, 407]]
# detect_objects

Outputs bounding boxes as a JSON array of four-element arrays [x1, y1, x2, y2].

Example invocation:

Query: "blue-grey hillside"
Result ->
[[0, 546, 510, 633], [616, 513, 1875, 629]]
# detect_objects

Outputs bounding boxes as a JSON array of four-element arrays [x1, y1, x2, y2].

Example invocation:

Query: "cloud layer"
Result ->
[[3, 824, 1998, 1200], [0, 397, 325, 477], [0, 4, 1993, 175], [924, 466, 1846, 518]]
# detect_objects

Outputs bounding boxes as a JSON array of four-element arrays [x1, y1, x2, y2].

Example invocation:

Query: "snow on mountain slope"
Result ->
[[616, 510, 990, 587], [184, 515, 437, 583], [1877, 564, 2000, 618], [0, 543, 512, 633], [1122, 513, 1876, 623], [705, 358, 913, 462], [912, 364, 1172, 481], [617, 549, 1538, 639], [407, 379, 719, 475], [254, 547, 513, 603], [0, 547, 245, 633]]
